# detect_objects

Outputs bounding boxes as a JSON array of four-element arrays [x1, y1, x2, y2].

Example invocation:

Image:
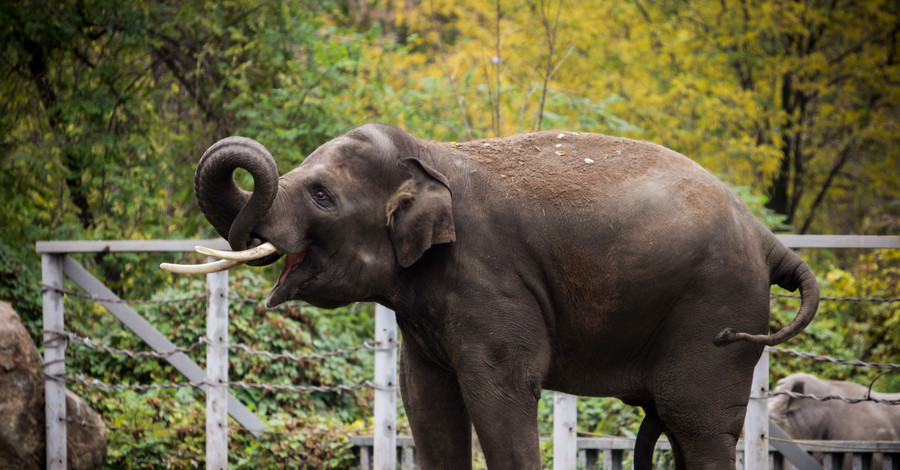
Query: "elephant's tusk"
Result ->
[[160, 258, 244, 274], [160, 242, 278, 274], [194, 242, 279, 261]]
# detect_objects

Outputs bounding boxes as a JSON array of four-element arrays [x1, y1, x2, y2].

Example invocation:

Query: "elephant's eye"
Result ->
[[309, 186, 334, 208]]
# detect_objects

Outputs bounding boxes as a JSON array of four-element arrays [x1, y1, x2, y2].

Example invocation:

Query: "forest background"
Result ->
[[1, 0, 898, 468]]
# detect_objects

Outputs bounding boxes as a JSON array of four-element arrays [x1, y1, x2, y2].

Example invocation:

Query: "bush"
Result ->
[[58, 265, 374, 469]]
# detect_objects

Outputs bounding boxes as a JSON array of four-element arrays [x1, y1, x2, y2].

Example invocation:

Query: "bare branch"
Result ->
[[494, 0, 503, 136], [428, 0, 474, 139], [799, 139, 856, 234], [536, 0, 564, 131]]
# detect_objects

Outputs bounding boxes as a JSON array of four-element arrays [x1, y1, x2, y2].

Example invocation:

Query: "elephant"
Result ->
[[770, 373, 900, 440], [162, 124, 819, 469], [769, 373, 900, 467]]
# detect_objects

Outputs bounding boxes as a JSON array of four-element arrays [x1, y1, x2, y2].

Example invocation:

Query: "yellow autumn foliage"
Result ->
[[338, 0, 899, 234]]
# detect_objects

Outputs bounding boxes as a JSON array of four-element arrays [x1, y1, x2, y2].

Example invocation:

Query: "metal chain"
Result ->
[[45, 330, 205, 359], [228, 380, 375, 393], [47, 373, 205, 391], [227, 340, 376, 361], [767, 346, 900, 371], [66, 418, 359, 436], [41, 284, 301, 307], [46, 373, 375, 393], [764, 390, 900, 405], [770, 293, 900, 303], [41, 284, 206, 305], [48, 329, 380, 362]]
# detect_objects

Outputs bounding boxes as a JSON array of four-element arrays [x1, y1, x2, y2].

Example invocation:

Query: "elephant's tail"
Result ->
[[633, 407, 666, 470], [714, 241, 819, 346]]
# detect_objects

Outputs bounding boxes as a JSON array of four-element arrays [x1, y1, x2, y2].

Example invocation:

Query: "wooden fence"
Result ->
[[38, 240, 397, 470], [37, 235, 899, 470], [350, 436, 900, 470]]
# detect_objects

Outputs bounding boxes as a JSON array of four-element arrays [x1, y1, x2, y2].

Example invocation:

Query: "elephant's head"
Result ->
[[768, 373, 819, 439], [190, 124, 456, 308]]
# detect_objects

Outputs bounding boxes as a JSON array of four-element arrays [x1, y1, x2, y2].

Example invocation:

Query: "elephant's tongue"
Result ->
[[278, 251, 307, 285]]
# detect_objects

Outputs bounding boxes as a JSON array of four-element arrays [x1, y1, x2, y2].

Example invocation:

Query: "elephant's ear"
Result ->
[[386, 158, 456, 267], [784, 377, 807, 411]]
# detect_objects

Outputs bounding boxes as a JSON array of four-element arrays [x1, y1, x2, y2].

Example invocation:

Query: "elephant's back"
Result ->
[[451, 131, 716, 207]]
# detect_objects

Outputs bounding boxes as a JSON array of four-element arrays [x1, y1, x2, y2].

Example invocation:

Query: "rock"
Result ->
[[64, 388, 107, 469], [0, 301, 43, 469], [0, 301, 107, 470]]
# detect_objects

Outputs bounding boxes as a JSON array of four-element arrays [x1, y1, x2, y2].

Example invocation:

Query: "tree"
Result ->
[[372, 0, 899, 234], [0, 3, 386, 466], [661, 0, 900, 233], [0, 0, 373, 294], [364, 0, 637, 139]]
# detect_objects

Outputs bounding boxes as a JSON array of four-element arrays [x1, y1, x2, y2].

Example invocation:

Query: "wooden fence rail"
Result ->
[[350, 437, 900, 470]]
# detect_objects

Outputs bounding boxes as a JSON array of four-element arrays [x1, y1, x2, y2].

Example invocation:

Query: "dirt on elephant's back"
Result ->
[[447, 131, 688, 206]]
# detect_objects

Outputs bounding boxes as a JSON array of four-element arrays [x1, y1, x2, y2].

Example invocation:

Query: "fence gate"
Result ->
[[38, 240, 266, 470], [38, 239, 402, 470]]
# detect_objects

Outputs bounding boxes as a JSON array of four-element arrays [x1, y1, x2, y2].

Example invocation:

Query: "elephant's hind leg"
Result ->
[[649, 285, 766, 468], [665, 424, 741, 469], [653, 370, 751, 469], [635, 406, 690, 470]]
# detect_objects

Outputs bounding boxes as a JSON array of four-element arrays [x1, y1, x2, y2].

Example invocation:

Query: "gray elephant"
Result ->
[[163, 124, 819, 469], [770, 373, 900, 468], [770, 373, 900, 440]]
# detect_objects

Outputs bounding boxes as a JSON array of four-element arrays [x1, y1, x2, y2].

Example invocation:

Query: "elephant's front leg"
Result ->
[[400, 343, 473, 470], [456, 352, 546, 470]]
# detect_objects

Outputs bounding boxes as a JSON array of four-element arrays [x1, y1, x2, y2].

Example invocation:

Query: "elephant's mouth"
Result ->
[[278, 250, 308, 284], [265, 248, 311, 308]]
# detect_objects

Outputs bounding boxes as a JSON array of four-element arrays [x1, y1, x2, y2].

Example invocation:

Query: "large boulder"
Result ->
[[0, 301, 107, 470]]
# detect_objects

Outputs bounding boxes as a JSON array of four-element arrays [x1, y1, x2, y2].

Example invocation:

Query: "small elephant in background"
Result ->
[[770, 373, 900, 440], [165, 124, 820, 469], [770, 373, 900, 468]]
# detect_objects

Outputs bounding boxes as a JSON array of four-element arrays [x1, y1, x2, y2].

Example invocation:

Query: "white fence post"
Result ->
[[743, 348, 769, 469], [554, 392, 578, 470], [206, 266, 229, 470], [42, 254, 67, 470], [374, 304, 398, 470]]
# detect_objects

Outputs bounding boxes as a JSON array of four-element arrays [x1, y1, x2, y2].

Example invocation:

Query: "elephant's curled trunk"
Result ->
[[195, 137, 280, 254]]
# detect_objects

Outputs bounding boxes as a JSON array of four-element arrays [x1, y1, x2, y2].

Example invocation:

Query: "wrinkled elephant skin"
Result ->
[[191, 124, 819, 469]]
